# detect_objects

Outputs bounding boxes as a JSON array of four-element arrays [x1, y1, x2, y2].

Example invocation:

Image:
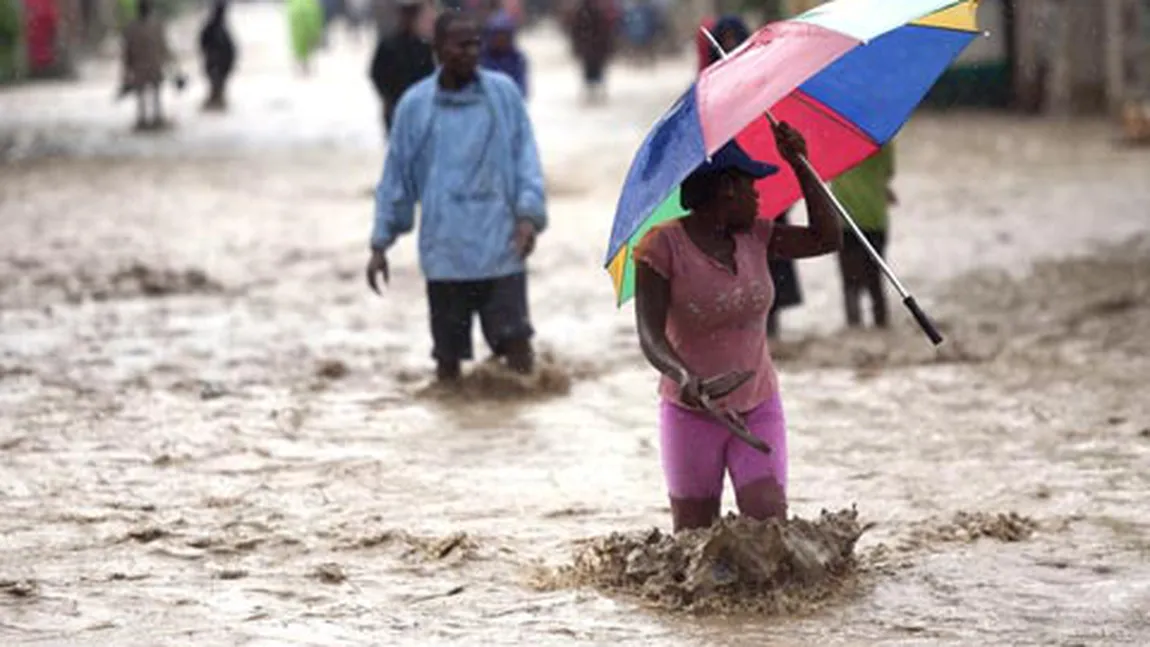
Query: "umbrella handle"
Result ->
[[791, 152, 945, 347], [701, 25, 945, 348]]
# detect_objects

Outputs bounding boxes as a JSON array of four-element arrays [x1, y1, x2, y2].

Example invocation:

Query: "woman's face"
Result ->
[[721, 172, 760, 232]]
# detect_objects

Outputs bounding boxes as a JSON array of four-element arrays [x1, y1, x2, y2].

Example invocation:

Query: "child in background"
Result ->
[[832, 143, 896, 329], [480, 10, 528, 98]]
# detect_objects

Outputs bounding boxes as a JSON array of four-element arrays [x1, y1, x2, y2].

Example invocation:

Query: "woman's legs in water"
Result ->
[[728, 395, 789, 520], [660, 396, 789, 529], [660, 401, 727, 531]]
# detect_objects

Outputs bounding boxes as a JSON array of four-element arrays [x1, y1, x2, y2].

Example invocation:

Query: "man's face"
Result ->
[[723, 172, 760, 232], [437, 20, 481, 79]]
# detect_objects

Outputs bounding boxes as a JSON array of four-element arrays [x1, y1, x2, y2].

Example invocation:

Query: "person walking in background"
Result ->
[[365, 11, 547, 382], [0, 0, 22, 82], [198, 0, 236, 112], [287, 0, 324, 75], [369, 0, 434, 136], [569, 0, 615, 104], [480, 10, 528, 98], [832, 143, 896, 329], [765, 206, 802, 338], [120, 0, 174, 130], [621, 0, 658, 65], [704, 14, 750, 66]]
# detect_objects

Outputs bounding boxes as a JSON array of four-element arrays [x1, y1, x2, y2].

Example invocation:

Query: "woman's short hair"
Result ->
[[680, 171, 727, 210]]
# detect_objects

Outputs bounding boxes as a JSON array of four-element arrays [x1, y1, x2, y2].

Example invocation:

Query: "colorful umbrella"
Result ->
[[605, 0, 982, 312]]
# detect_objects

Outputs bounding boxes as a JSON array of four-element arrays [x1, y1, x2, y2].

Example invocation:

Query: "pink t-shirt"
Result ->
[[634, 219, 779, 413]]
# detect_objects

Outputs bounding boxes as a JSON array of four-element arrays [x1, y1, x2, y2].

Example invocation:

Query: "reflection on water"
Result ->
[[2, 4, 1150, 646]]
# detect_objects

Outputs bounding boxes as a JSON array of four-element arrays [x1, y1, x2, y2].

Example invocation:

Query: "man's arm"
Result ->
[[509, 90, 546, 233], [371, 98, 418, 251]]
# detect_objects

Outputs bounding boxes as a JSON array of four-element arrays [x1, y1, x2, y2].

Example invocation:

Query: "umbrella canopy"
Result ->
[[605, 0, 982, 305]]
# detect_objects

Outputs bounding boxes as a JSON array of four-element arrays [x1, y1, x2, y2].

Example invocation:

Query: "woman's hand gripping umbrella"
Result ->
[[684, 371, 772, 456]]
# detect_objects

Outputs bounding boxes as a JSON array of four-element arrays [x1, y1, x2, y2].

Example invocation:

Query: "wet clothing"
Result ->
[[122, 16, 171, 88], [833, 143, 894, 233], [660, 393, 787, 500], [369, 28, 434, 131], [371, 69, 547, 282], [199, 3, 236, 105], [480, 12, 528, 98], [635, 219, 779, 414], [428, 272, 534, 362]]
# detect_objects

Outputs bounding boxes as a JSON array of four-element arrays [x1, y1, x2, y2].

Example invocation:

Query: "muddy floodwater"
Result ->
[[3, 5, 1150, 646]]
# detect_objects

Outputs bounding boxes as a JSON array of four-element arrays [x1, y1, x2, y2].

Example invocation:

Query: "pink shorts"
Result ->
[[659, 394, 788, 500]]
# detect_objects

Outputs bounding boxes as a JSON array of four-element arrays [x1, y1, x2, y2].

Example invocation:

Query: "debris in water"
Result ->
[[199, 381, 228, 400], [312, 563, 347, 584], [127, 527, 169, 544], [108, 572, 150, 582], [534, 508, 866, 615], [215, 569, 249, 580], [22, 262, 223, 305], [409, 585, 466, 603], [904, 511, 1037, 547], [315, 359, 349, 380], [1, 579, 38, 598], [419, 356, 572, 400]]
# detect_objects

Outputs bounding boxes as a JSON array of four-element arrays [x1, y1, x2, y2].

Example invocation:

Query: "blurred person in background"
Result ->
[[288, 0, 324, 74], [621, 0, 658, 65], [371, 0, 398, 38], [198, 0, 236, 112], [120, 0, 176, 130], [0, 0, 22, 82], [369, 0, 434, 136], [569, 0, 616, 103], [480, 9, 528, 98], [365, 11, 547, 382], [833, 143, 896, 329]]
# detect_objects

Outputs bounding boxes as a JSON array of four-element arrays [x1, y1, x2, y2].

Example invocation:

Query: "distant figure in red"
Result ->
[[24, 0, 59, 74]]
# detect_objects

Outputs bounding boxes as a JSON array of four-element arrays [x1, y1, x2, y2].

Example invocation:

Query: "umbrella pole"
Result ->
[[702, 28, 945, 346]]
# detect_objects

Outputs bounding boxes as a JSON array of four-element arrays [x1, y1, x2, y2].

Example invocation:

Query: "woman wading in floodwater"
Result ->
[[633, 123, 841, 531]]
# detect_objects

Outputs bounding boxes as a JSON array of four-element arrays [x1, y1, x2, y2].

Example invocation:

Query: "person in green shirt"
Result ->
[[0, 0, 23, 82], [832, 142, 895, 329]]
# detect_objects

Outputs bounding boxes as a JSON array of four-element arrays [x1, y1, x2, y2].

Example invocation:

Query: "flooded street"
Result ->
[[3, 4, 1150, 645]]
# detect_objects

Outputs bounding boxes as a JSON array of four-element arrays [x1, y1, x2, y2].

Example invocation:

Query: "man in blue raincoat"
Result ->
[[365, 11, 547, 383]]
